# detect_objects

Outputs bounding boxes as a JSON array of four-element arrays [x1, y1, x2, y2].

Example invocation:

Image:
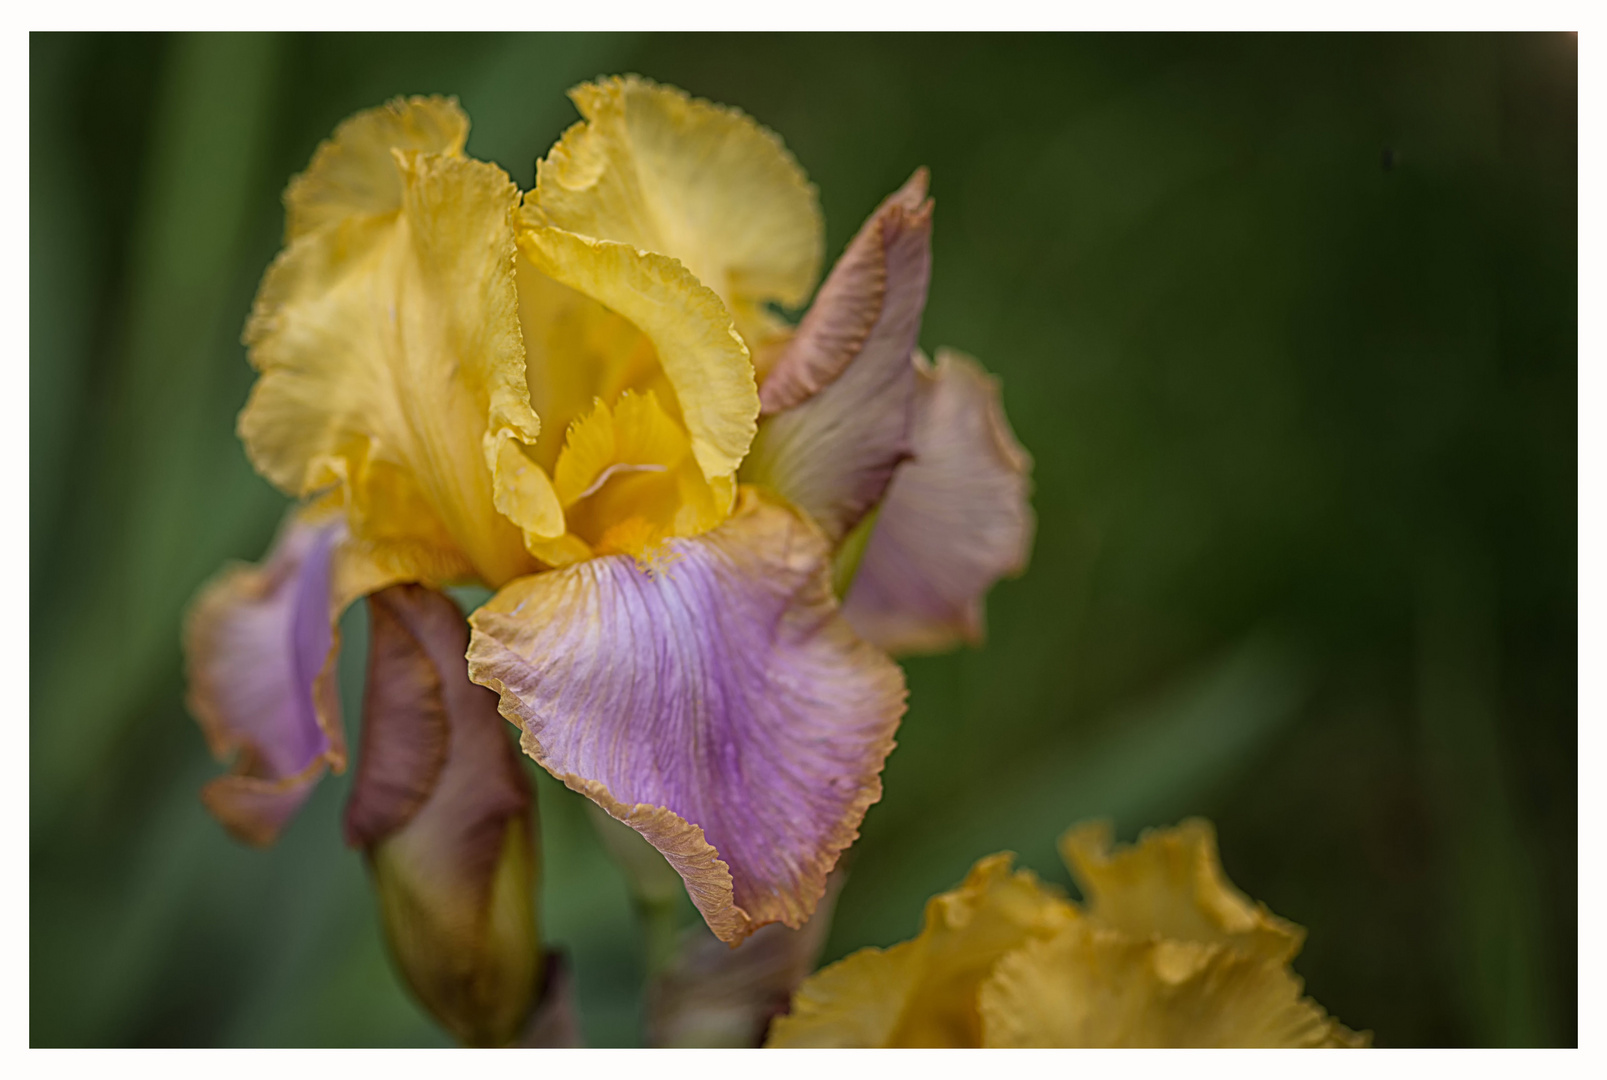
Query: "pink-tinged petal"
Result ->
[[346, 584, 541, 1048], [185, 512, 345, 846], [741, 172, 933, 544], [467, 492, 906, 944], [759, 170, 929, 415], [185, 509, 408, 845], [342, 586, 450, 847], [842, 349, 1034, 656]]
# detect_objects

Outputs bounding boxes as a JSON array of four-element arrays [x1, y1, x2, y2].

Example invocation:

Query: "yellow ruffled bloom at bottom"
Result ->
[[767, 819, 1368, 1048]]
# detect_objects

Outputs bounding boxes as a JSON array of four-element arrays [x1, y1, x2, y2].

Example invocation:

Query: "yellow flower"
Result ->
[[767, 819, 1369, 1048], [240, 91, 758, 583]]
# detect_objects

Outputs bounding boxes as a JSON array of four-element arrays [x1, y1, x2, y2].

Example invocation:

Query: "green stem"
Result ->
[[637, 893, 685, 978]]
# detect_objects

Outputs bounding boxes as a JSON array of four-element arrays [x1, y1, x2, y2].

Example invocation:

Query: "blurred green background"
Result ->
[[30, 32, 1576, 1047]]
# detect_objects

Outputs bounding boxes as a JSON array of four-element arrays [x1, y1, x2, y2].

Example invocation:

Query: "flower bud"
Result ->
[[345, 584, 542, 1047]]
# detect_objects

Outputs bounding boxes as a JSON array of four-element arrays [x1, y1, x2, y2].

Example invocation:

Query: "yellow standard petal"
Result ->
[[766, 853, 1079, 1048], [241, 113, 557, 588], [1060, 818, 1305, 963], [530, 75, 824, 351], [518, 220, 758, 482], [978, 922, 1369, 1048], [284, 95, 468, 240]]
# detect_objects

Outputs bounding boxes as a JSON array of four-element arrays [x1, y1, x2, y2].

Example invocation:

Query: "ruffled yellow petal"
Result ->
[[1060, 818, 1304, 964], [773, 818, 1365, 1048], [514, 264, 666, 475], [530, 75, 823, 350], [284, 95, 468, 240], [766, 853, 1079, 1047], [763, 939, 923, 1049], [978, 923, 1369, 1048], [242, 126, 553, 588], [517, 220, 757, 485]]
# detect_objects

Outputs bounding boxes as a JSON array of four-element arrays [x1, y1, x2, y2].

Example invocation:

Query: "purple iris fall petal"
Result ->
[[184, 513, 345, 846], [467, 492, 906, 944]]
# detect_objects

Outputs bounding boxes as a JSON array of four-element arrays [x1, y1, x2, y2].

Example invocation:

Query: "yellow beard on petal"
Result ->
[[545, 390, 729, 567]]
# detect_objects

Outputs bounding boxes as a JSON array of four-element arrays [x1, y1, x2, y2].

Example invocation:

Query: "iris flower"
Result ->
[[184, 77, 1033, 946], [767, 819, 1368, 1048]]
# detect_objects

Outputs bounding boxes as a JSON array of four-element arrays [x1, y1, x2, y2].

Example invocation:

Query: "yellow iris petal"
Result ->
[[530, 75, 824, 351], [241, 113, 554, 588], [762, 939, 922, 1049], [515, 264, 668, 474], [978, 922, 1368, 1048], [284, 95, 468, 240], [553, 391, 686, 506], [770, 819, 1367, 1048], [543, 391, 730, 563], [1060, 818, 1305, 964], [766, 853, 1078, 1047], [517, 219, 758, 486]]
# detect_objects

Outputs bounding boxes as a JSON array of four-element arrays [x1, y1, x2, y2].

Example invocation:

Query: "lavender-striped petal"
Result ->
[[184, 513, 345, 846], [467, 492, 906, 944]]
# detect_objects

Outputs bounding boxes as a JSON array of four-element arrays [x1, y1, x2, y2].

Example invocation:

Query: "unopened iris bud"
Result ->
[[345, 584, 542, 1048]]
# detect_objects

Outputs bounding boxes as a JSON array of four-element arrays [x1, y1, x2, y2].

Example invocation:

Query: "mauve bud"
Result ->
[[346, 584, 542, 1047]]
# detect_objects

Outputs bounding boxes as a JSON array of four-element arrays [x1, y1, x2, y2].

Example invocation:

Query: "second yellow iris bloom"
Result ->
[[769, 819, 1368, 1048]]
